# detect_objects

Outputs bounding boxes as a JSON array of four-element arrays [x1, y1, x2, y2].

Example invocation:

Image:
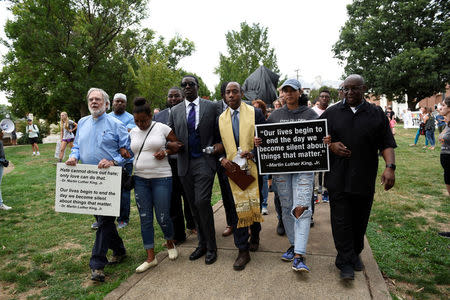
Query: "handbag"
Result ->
[[419, 123, 426, 135], [122, 123, 155, 191]]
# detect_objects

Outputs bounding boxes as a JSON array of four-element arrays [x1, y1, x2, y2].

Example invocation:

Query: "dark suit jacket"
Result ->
[[153, 108, 170, 125], [168, 98, 219, 176]]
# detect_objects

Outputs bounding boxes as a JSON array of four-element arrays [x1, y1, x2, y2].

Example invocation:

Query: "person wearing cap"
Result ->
[[66, 88, 131, 282], [321, 74, 396, 280], [104, 93, 136, 229], [26, 118, 40, 156], [259, 79, 318, 272]]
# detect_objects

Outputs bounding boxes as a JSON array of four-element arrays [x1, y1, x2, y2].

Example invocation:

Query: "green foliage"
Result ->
[[214, 22, 279, 99], [309, 86, 339, 104], [333, 0, 449, 109], [0, 0, 148, 122]]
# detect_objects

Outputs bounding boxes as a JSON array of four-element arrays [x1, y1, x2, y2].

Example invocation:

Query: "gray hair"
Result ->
[[86, 88, 110, 110]]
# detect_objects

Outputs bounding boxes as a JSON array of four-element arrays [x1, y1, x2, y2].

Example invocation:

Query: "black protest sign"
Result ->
[[256, 119, 329, 174]]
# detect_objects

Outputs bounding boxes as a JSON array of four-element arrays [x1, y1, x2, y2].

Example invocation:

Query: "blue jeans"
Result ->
[[117, 163, 132, 223], [0, 166, 3, 206], [261, 175, 269, 208], [425, 130, 435, 146], [134, 176, 174, 249], [274, 172, 314, 255], [414, 128, 428, 145]]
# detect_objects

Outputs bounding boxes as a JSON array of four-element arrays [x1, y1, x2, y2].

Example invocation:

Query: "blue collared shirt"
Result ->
[[70, 113, 130, 165], [108, 111, 136, 130]]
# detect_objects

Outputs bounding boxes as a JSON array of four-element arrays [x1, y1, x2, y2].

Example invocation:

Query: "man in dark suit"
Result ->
[[218, 82, 265, 270], [154, 87, 196, 243], [215, 82, 238, 237], [168, 75, 221, 264]]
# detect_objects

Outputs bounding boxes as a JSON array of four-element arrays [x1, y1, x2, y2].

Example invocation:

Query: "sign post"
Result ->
[[256, 120, 329, 175], [55, 163, 121, 216]]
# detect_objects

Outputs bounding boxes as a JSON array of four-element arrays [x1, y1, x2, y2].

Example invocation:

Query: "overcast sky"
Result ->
[[0, 0, 352, 105]]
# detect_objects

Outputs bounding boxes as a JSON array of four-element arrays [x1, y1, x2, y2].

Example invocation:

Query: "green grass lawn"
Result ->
[[368, 126, 449, 299], [0, 126, 448, 299]]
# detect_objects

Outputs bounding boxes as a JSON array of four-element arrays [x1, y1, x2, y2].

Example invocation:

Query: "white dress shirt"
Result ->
[[185, 97, 200, 129]]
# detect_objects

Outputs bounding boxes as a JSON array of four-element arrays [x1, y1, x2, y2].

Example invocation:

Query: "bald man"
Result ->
[[322, 74, 396, 280]]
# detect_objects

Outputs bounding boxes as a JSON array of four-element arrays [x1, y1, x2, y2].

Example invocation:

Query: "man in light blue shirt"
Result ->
[[66, 87, 130, 282], [107, 93, 135, 228]]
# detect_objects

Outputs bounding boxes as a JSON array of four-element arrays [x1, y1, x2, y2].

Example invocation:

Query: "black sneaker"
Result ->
[[276, 219, 285, 236], [353, 256, 364, 271], [91, 269, 105, 282], [340, 264, 354, 281]]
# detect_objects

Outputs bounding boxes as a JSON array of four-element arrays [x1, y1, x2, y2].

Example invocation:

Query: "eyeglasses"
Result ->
[[181, 82, 197, 88], [343, 85, 364, 93]]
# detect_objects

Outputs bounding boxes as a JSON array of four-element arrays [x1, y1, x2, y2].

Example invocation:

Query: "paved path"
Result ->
[[106, 197, 390, 299]]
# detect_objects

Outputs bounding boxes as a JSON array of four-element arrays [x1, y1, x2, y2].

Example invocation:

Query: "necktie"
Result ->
[[232, 110, 239, 146], [188, 102, 196, 132]]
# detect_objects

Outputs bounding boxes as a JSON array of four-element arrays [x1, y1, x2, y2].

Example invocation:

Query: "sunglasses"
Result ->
[[181, 82, 197, 88]]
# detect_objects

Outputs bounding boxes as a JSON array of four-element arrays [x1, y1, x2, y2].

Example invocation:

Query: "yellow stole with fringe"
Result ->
[[219, 103, 263, 228]]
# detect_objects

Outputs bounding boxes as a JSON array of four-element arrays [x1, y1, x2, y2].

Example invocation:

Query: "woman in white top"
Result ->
[[59, 112, 77, 162], [130, 97, 182, 273]]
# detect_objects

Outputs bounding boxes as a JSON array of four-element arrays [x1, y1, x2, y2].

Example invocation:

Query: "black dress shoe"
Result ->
[[340, 264, 355, 280], [249, 237, 259, 252], [233, 250, 250, 271], [205, 250, 217, 264], [189, 247, 206, 261], [277, 219, 285, 236], [353, 256, 364, 271]]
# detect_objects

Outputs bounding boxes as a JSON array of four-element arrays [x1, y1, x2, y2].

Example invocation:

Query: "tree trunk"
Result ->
[[79, 103, 88, 118]]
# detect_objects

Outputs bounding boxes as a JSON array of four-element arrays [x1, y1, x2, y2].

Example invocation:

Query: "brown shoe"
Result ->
[[222, 226, 233, 237], [233, 250, 250, 271]]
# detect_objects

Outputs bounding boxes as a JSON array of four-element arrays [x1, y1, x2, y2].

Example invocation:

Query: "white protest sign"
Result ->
[[55, 163, 121, 216]]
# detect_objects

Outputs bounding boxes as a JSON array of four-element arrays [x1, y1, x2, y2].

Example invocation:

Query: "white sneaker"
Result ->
[[135, 258, 158, 273], [262, 207, 269, 215], [168, 245, 178, 260], [36, 152, 40, 156], [32, 152, 36, 156], [0, 204, 12, 210]]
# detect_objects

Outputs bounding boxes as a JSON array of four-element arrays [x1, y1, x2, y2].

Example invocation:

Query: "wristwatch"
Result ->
[[386, 163, 396, 170]]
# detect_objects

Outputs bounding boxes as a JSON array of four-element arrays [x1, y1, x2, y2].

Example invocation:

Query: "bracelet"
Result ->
[[164, 150, 169, 157]]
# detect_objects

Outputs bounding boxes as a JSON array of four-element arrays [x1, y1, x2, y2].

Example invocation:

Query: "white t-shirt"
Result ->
[[312, 105, 325, 117], [130, 121, 172, 179]]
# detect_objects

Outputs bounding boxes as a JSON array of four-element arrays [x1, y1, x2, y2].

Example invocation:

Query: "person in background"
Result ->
[[58, 112, 77, 163], [423, 107, 436, 150], [153, 108, 160, 115], [26, 118, 39, 156], [66, 87, 130, 282], [10, 127, 17, 145], [105, 93, 136, 229], [130, 97, 182, 273], [252, 99, 270, 215], [273, 99, 282, 110], [438, 96, 450, 195], [0, 130, 11, 210], [410, 107, 429, 147], [154, 87, 196, 243], [436, 104, 445, 133]]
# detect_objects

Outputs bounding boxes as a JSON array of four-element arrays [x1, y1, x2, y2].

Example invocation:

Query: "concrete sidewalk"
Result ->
[[106, 198, 390, 300]]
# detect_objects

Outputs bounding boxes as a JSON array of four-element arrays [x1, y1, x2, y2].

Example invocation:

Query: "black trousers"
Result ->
[[169, 159, 195, 242], [329, 191, 374, 269], [180, 157, 217, 251], [89, 215, 126, 270], [217, 164, 236, 227]]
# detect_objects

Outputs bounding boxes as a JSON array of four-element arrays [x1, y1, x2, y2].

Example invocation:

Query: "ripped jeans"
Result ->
[[134, 176, 174, 249], [273, 172, 314, 255]]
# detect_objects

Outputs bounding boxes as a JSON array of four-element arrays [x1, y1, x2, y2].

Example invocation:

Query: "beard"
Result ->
[[89, 103, 107, 118]]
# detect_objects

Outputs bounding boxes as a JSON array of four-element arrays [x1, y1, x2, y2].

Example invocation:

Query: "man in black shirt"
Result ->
[[322, 74, 396, 280]]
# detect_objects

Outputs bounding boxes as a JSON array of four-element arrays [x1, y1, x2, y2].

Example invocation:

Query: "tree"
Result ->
[[0, 0, 148, 122], [309, 86, 339, 104], [214, 22, 279, 99], [333, 0, 449, 109]]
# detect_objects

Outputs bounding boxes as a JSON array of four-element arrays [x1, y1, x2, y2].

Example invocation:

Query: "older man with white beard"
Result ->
[[66, 88, 131, 282]]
